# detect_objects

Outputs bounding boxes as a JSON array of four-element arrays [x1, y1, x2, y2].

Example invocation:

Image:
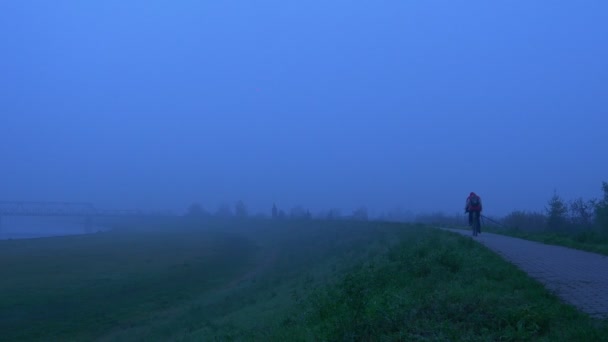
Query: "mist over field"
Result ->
[[1, 1, 607, 219], [2, 2, 608, 339]]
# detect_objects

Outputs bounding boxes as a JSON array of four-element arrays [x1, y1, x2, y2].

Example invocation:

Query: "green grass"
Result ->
[[0, 225, 256, 341], [239, 228, 608, 341], [483, 226, 608, 256], [1, 219, 607, 341]]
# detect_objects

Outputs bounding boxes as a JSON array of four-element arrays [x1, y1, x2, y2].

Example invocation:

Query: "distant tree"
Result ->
[[595, 182, 608, 232], [186, 203, 206, 217], [235, 200, 248, 218], [569, 197, 594, 229], [271, 203, 278, 219], [352, 207, 369, 221], [546, 191, 568, 231]]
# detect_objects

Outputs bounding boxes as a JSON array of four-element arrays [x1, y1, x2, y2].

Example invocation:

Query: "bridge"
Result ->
[[0, 201, 153, 217], [0, 201, 174, 233]]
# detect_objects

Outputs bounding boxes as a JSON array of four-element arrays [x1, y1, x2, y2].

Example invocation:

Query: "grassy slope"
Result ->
[[0, 224, 256, 341], [225, 228, 608, 341], [2, 220, 607, 341], [0, 219, 397, 341]]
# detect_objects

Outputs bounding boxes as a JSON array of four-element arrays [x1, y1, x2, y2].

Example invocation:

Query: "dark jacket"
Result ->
[[465, 192, 483, 212]]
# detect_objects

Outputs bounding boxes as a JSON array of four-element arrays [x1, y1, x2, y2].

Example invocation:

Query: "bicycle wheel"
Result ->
[[472, 213, 480, 236]]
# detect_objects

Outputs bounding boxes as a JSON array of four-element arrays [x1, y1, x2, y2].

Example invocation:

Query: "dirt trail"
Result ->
[[221, 248, 279, 292]]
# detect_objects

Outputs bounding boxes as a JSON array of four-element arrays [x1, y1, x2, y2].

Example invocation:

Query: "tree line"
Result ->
[[182, 181, 608, 234], [185, 201, 370, 221], [505, 181, 608, 233]]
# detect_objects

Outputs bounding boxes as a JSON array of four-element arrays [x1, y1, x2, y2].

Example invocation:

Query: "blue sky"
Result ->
[[1, 1, 607, 216]]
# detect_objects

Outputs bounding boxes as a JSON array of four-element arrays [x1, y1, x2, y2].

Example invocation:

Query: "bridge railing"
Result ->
[[0, 201, 96, 217], [0, 201, 173, 217]]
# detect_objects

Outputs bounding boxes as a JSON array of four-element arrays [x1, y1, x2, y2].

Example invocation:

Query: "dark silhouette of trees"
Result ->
[[546, 191, 568, 231], [595, 182, 608, 232], [569, 197, 595, 229], [272, 203, 278, 219]]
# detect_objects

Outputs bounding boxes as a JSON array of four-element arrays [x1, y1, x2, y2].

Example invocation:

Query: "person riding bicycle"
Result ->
[[465, 192, 483, 230]]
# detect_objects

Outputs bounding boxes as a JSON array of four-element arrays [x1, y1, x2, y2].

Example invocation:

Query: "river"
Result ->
[[0, 216, 109, 240]]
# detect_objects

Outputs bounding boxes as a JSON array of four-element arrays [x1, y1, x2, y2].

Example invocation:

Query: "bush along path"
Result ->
[[443, 228, 608, 319]]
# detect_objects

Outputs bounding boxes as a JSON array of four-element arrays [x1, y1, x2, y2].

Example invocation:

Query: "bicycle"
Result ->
[[471, 211, 481, 236]]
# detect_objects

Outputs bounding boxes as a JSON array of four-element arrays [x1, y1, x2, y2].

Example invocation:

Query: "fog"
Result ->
[[1, 1, 607, 218], [0, 216, 100, 240]]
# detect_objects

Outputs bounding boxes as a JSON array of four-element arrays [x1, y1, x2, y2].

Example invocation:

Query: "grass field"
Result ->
[[1, 219, 607, 341]]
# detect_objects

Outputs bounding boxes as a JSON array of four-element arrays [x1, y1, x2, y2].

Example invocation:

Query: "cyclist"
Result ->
[[465, 192, 483, 235]]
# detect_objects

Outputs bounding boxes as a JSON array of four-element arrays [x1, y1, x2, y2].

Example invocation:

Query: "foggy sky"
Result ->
[[1, 1, 607, 216]]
